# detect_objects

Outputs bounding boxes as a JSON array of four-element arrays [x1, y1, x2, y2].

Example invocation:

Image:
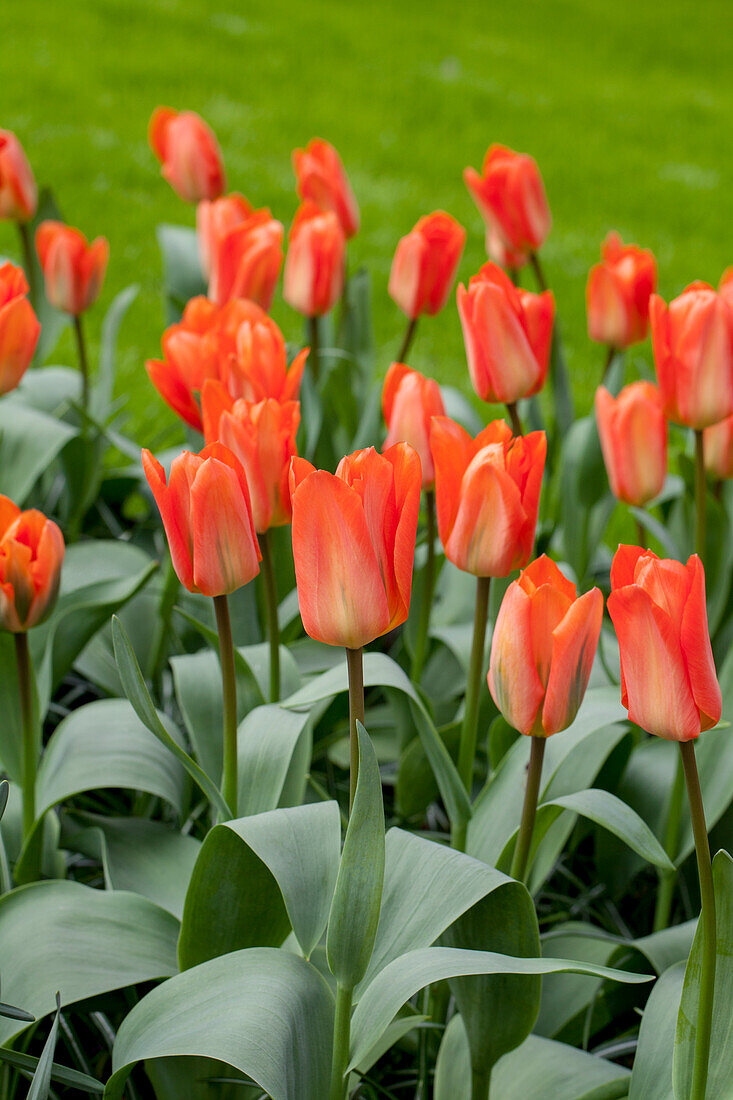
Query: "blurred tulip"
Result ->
[[607, 547, 721, 741], [293, 137, 359, 238], [149, 107, 225, 203], [142, 443, 260, 597], [382, 362, 445, 489], [457, 262, 555, 405], [283, 202, 345, 317], [388, 211, 466, 320], [0, 263, 40, 394], [650, 281, 733, 429], [197, 193, 252, 277], [486, 226, 528, 272], [0, 131, 37, 222], [720, 266, 733, 305], [587, 232, 657, 349], [489, 555, 603, 737], [220, 302, 309, 402], [290, 444, 421, 649], [203, 205, 284, 309], [595, 382, 667, 505], [464, 144, 551, 254], [430, 417, 546, 577], [35, 221, 108, 315], [0, 496, 64, 633], [703, 413, 733, 480], [146, 296, 221, 431]]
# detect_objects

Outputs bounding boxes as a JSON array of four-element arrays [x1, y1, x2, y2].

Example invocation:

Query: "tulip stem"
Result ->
[[694, 429, 706, 563], [653, 752, 686, 932], [309, 315, 320, 384], [680, 739, 716, 1100], [411, 489, 436, 683], [15, 632, 36, 847], [635, 514, 646, 549], [328, 983, 353, 1100], [510, 735, 546, 883], [73, 314, 90, 420], [17, 222, 37, 308], [346, 646, 364, 814], [472, 1067, 491, 1100], [529, 252, 548, 293], [397, 316, 417, 363], [453, 576, 491, 850], [213, 594, 238, 819], [506, 402, 523, 437], [601, 345, 616, 385], [259, 531, 280, 702]]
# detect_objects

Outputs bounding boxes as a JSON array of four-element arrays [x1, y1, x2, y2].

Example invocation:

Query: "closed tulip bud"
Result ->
[[382, 362, 445, 489], [703, 413, 733, 480], [0, 496, 64, 633], [430, 416, 546, 577], [457, 262, 555, 405], [486, 226, 528, 273], [142, 443, 260, 597], [388, 211, 466, 320], [146, 296, 221, 432], [0, 263, 40, 395], [464, 144, 551, 254], [650, 282, 733, 429], [290, 444, 421, 648], [0, 131, 37, 222], [489, 556, 603, 737], [149, 107, 225, 204], [220, 303, 309, 403], [587, 233, 657, 348], [197, 193, 253, 277], [202, 381, 300, 532], [293, 138, 359, 239], [607, 547, 721, 741], [595, 382, 667, 505], [283, 202, 345, 317], [203, 206, 284, 309], [35, 221, 109, 316]]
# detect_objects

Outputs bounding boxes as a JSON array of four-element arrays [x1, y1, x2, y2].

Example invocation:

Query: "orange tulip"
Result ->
[[382, 362, 445, 489], [457, 262, 555, 405], [202, 381, 300, 532], [0, 131, 37, 222], [0, 263, 40, 395], [0, 496, 64, 633], [388, 211, 466, 320], [202, 205, 284, 309], [587, 233, 657, 349], [142, 443, 260, 597], [219, 302, 309, 403], [720, 266, 733, 305], [197, 193, 253, 277], [464, 144, 551, 254], [293, 138, 359, 239], [704, 413, 733, 480], [607, 547, 721, 741], [283, 202, 345, 317], [485, 226, 528, 273], [489, 556, 603, 737], [146, 296, 221, 431], [430, 417, 546, 577], [650, 281, 733, 430], [149, 107, 225, 204], [35, 221, 108, 316], [595, 382, 667, 506], [290, 444, 421, 648]]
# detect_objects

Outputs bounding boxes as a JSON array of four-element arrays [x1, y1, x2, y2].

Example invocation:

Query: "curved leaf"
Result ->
[[0, 402, 76, 505], [629, 962, 686, 1100]]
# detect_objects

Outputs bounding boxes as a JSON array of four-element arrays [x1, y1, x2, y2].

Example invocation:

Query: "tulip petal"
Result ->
[[610, 544, 654, 590], [488, 580, 545, 736], [542, 587, 603, 736], [430, 416, 474, 549], [382, 442, 421, 629], [146, 359, 204, 432], [142, 449, 196, 592], [680, 556, 722, 731], [190, 457, 260, 596], [445, 453, 525, 577]]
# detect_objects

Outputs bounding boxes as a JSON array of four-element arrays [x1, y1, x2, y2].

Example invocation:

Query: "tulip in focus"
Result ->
[[0, 263, 40, 395], [703, 414, 733, 480], [149, 107, 226, 203], [201, 203, 284, 309], [146, 296, 221, 431], [219, 301, 309, 403], [389, 211, 466, 320], [586, 232, 657, 349], [293, 138, 359, 239], [283, 202, 345, 317], [464, 144, 551, 254], [382, 362, 445, 489], [0, 496, 64, 633], [595, 382, 667, 506], [0, 131, 37, 222], [35, 221, 109, 316]]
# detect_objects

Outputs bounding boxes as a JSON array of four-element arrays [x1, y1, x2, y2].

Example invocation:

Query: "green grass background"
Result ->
[[2, 0, 732, 444]]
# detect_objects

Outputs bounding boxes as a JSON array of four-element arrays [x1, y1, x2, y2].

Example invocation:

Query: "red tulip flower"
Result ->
[[485, 226, 528, 273], [587, 232, 657, 349], [382, 362, 445, 489], [388, 211, 466, 320], [219, 303, 309, 403], [464, 144, 551, 254], [0, 496, 64, 633], [201, 203, 284, 309], [0, 131, 37, 222], [595, 382, 667, 506], [146, 296, 222, 432], [293, 138, 359, 239], [149, 107, 225, 204], [197, 193, 253, 277], [704, 413, 733, 480], [0, 263, 40, 395], [283, 202, 345, 317], [35, 221, 109, 316]]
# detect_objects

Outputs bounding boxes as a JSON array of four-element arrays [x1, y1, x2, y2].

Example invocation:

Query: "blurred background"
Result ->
[[2, 0, 731, 442]]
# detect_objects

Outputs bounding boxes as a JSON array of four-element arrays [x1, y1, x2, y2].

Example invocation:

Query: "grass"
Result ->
[[2, 0, 732, 443]]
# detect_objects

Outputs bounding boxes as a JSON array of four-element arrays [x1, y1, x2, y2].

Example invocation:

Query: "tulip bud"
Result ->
[[650, 281, 733, 429], [430, 416, 546, 577], [290, 444, 421, 649], [464, 144, 551, 254], [146, 296, 221, 432], [703, 414, 733, 480], [149, 107, 225, 204], [388, 211, 466, 320], [0, 263, 40, 395], [0, 131, 37, 223], [457, 262, 555, 405], [293, 138, 359, 239], [489, 555, 603, 737], [197, 193, 253, 277], [0, 496, 64, 633], [595, 382, 667, 506], [202, 205, 284, 309], [35, 221, 109, 316], [220, 303, 309, 403], [142, 443, 261, 597], [283, 202, 345, 317], [607, 547, 721, 741], [586, 233, 657, 349], [382, 362, 445, 489]]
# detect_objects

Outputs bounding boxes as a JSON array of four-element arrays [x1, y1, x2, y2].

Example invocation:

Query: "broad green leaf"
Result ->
[[629, 962, 686, 1100], [27, 993, 61, 1100], [238, 704, 312, 816], [92, 284, 138, 419], [105, 948, 334, 1100], [144, 1056, 255, 1100], [0, 1047, 102, 1094], [9, 365, 81, 417], [0, 401, 76, 505], [157, 224, 206, 323]]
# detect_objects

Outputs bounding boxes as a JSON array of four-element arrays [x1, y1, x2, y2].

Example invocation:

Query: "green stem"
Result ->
[[16, 633, 36, 846], [73, 313, 90, 421], [601, 345, 616, 385], [635, 513, 646, 549], [329, 983, 353, 1100], [510, 735, 546, 883], [346, 646, 364, 815], [529, 251, 548, 292], [506, 402, 523, 437], [259, 531, 280, 702], [453, 576, 491, 850], [397, 316, 417, 363], [653, 751, 686, 932], [472, 1066, 491, 1100], [680, 739, 716, 1100], [410, 489, 436, 682], [694, 429, 706, 564], [17, 221, 37, 307], [213, 594, 238, 819], [309, 314, 320, 384]]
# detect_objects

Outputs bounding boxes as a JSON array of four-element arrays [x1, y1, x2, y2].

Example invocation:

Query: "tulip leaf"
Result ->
[[9, 365, 81, 418], [549, 322, 575, 435], [93, 283, 139, 420], [157, 223, 206, 323], [0, 1046, 103, 1094], [0, 402, 76, 506], [237, 704, 312, 816], [629, 962, 686, 1100], [26, 992, 61, 1100]]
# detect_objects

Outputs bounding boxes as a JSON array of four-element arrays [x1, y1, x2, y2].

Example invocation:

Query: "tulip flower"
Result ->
[[486, 226, 528, 274], [703, 413, 733, 480], [146, 296, 221, 432], [36, 221, 108, 317], [196, 193, 253, 276], [293, 137, 359, 239], [0, 263, 40, 395], [0, 131, 37, 223], [219, 303, 309, 403], [464, 144, 551, 256], [284, 202, 345, 319], [202, 205, 284, 309], [587, 232, 657, 355], [149, 107, 225, 203], [595, 382, 667, 506]]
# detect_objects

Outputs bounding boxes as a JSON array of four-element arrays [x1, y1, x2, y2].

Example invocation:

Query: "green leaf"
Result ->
[[157, 224, 206, 323], [105, 949, 334, 1100], [0, 402, 76, 505], [238, 704, 312, 816], [629, 962, 686, 1100], [0, 1046, 103, 1094], [92, 283, 138, 420], [549, 322, 575, 435], [27, 992, 61, 1100], [8, 365, 81, 417]]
